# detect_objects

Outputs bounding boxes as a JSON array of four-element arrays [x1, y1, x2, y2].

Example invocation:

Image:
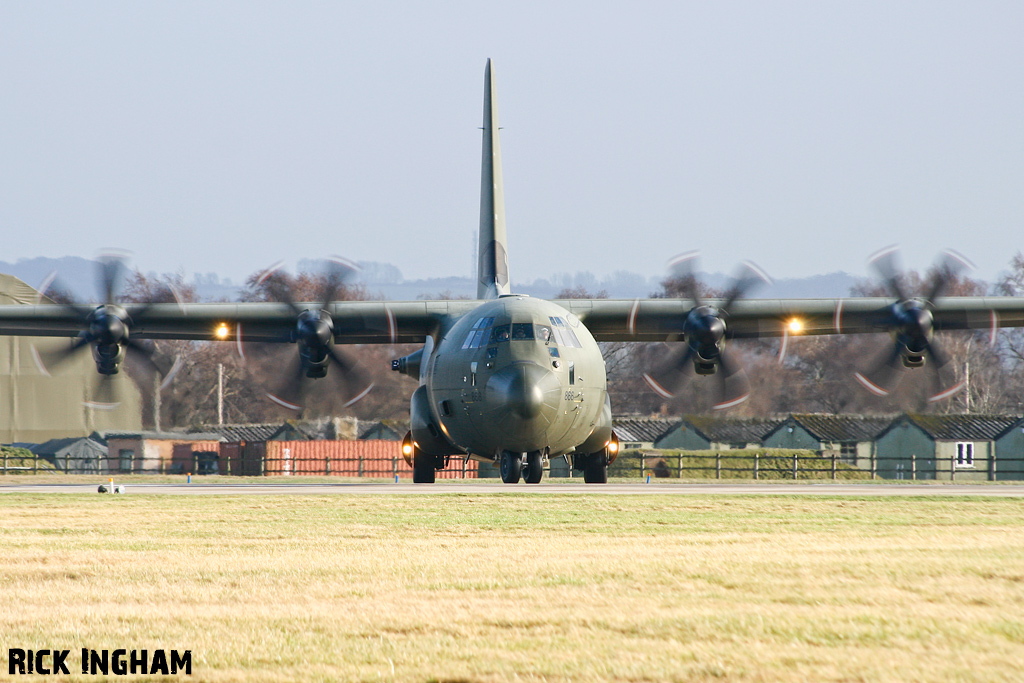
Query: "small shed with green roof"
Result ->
[[655, 416, 784, 450], [873, 414, 1018, 481], [612, 417, 679, 450], [992, 416, 1024, 480], [762, 414, 893, 469]]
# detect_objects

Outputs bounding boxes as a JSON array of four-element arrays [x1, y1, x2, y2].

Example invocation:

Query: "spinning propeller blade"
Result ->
[[644, 255, 769, 409], [854, 247, 971, 401], [32, 252, 180, 407], [240, 258, 374, 412]]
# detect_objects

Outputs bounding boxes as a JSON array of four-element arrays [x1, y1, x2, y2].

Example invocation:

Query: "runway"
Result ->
[[3, 482, 1024, 496]]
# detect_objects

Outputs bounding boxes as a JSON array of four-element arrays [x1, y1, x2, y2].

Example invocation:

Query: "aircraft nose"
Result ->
[[486, 362, 560, 420]]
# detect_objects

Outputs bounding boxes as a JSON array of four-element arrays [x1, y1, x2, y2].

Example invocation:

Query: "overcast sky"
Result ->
[[2, 2, 1022, 289]]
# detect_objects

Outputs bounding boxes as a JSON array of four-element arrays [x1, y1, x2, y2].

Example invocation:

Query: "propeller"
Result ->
[[853, 246, 972, 402], [643, 252, 771, 410], [239, 258, 374, 412], [32, 252, 181, 409]]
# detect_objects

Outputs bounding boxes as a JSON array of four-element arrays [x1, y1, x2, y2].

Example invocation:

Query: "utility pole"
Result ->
[[965, 361, 971, 413], [217, 363, 224, 426], [154, 373, 162, 432]]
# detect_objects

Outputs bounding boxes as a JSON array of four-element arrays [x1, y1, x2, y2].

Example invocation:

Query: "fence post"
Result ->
[[911, 454, 916, 481], [641, 452, 646, 478], [2, 449, 6, 474], [754, 451, 759, 481], [34, 453, 39, 474], [990, 446, 996, 482], [325, 456, 330, 476], [871, 450, 876, 480], [791, 452, 797, 480], [358, 451, 364, 478], [462, 457, 467, 479], [678, 454, 683, 479], [392, 456, 398, 480], [831, 452, 837, 480], [951, 454, 956, 482], [716, 452, 721, 480]]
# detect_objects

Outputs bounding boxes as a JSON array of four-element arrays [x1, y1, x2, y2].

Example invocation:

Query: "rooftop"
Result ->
[[679, 416, 786, 443], [902, 414, 1022, 440], [786, 414, 896, 442], [195, 424, 287, 442], [613, 417, 679, 443]]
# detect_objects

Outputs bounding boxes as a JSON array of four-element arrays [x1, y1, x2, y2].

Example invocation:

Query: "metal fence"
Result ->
[[606, 450, 1024, 481], [0, 452, 478, 479], [4, 449, 1024, 481]]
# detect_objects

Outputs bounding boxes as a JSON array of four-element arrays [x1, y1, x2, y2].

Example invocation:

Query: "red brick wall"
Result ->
[[220, 440, 479, 479]]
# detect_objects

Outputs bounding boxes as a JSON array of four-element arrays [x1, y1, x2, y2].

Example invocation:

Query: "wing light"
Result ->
[[215, 323, 230, 340], [787, 318, 804, 334]]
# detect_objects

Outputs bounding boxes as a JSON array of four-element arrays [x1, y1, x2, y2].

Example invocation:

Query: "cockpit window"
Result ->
[[548, 316, 582, 348], [535, 325, 552, 343], [489, 324, 511, 344], [461, 316, 495, 349], [511, 323, 534, 340]]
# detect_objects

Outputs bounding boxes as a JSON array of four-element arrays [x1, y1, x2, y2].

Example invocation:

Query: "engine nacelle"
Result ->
[[91, 343, 126, 375], [694, 359, 717, 375], [685, 306, 726, 375], [294, 310, 334, 378]]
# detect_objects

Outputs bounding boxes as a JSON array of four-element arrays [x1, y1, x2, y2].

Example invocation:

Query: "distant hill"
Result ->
[[364, 271, 863, 300], [699, 272, 863, 300], [0, 256, 100, 299], [0, 257, 242, 302], [0, 256, 924, 303]]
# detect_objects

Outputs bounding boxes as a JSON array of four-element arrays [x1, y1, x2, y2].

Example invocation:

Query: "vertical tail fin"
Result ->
[[477, 58, 511, 299]]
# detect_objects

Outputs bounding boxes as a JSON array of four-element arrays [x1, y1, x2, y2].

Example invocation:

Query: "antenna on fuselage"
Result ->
[[477, 58, 511, 299]]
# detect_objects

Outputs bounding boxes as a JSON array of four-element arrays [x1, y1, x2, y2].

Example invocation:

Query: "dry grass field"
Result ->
[[1, 492, 1023, 682]]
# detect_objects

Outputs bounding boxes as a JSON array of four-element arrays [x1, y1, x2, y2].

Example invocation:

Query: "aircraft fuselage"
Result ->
[[427, 295, 610, 459]]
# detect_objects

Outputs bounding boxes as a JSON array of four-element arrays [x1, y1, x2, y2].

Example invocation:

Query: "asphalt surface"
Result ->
[[3, 482, 1024, 496]]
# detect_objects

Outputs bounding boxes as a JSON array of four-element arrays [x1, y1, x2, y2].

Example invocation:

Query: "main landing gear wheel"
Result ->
[[412, 447, 436, 484], [583, 452, 609, 484], [524, 451, 543, 484], [499, 451, 522, 484]]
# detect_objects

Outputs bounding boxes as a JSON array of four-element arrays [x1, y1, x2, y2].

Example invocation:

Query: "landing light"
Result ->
[[607, 441, 619, 454], [787, 319, 803, 334], [402, 443, 413, 456], [215, 323, 230, 340]]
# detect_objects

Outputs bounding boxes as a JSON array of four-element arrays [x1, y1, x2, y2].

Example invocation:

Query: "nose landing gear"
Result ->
[[524, 451, 543, 484], [499, 451, 522, 483], [499, 450, 544, 484]]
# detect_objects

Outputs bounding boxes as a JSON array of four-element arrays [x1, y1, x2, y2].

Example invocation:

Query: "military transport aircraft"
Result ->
[[1, 60, 1023, 484]]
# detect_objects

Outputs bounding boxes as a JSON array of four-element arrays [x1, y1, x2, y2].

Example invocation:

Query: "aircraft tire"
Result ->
[[524, 451, 543, 484], [583, 452, 608, 484], [412, 448, 436, 484], [499, 451, 522, 484]]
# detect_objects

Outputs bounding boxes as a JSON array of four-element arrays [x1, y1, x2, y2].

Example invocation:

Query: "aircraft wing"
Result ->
[[0, 300, 480, 344], [557, 297, 1024, 342], [0, 296, 1021, 345]]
